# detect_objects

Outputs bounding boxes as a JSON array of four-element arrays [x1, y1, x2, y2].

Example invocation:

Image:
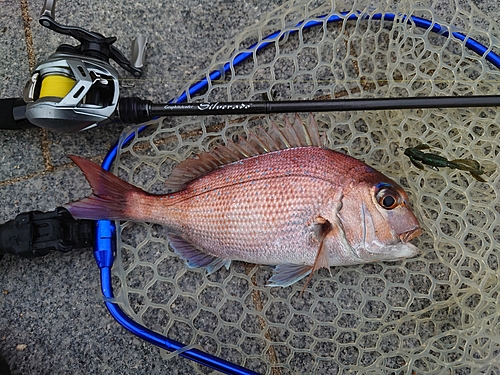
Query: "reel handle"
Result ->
[[39, 0, 146, 76]]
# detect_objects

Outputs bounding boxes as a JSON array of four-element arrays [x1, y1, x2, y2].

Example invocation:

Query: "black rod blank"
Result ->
[[147, 95, 500, 118]]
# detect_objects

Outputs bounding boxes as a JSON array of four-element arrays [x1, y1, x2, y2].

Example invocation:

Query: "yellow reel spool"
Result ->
[[39, 75, 76, 99]]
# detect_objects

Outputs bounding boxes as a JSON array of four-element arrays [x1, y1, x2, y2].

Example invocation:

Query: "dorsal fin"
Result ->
[[164, 114, 325, 191]]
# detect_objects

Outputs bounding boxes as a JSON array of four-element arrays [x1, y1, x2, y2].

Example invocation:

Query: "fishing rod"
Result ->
[[9, 93, 500, 133], [3, 0, 500, 133], [119, 95, 500, 121]]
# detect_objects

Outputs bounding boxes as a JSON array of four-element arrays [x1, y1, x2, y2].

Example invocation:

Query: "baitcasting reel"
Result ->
[[14, 0, 147, 133]]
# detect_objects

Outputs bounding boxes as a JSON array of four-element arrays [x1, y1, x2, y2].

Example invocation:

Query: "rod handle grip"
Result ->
[[0, 98, 35, 130]]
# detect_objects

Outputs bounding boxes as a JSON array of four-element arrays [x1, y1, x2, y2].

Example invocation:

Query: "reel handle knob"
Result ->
[[131, 36, 148, 71], [40, 0, 56, 20]]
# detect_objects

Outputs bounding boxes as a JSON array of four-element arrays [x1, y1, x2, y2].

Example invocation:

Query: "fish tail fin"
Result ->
[[65, 155, 144, 221]]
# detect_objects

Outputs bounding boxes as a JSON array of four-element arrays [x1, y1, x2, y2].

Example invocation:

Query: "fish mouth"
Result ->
[[399, 227, 423, 243]]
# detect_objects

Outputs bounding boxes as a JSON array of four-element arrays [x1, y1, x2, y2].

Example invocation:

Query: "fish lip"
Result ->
[[399, 227, 423, 243]]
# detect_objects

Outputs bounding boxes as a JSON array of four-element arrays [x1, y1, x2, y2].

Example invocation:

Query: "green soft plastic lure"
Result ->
[[404, 144, 485, 182]]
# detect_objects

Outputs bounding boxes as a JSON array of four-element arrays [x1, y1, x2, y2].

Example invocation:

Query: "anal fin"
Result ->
[[168, 232, 231, 274]]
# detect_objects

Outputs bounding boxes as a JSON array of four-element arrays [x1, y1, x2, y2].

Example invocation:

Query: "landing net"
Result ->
[[106, 0, 500, 373]]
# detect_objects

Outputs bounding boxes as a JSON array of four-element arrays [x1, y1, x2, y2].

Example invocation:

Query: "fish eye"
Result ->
[[375, 186, 400, 210]]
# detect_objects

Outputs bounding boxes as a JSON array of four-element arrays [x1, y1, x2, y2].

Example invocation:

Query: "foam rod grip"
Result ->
[[0, 98, 35, 130]]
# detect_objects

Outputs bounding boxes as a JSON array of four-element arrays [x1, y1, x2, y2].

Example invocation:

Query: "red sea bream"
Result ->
[[66, 115, 422, 286]]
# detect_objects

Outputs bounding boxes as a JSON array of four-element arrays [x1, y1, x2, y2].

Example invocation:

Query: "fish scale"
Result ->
[[142, 148, 410, 264], [66, 115, 421, 286]]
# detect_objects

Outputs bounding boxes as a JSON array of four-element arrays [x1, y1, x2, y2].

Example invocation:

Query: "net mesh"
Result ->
[[109, 0, 500, 373]]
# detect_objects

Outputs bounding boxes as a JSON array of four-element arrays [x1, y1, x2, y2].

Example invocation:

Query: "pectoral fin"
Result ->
[[311, 216, 333, 271], [301, 216, 334, 289], [167, 232, 231, 274]]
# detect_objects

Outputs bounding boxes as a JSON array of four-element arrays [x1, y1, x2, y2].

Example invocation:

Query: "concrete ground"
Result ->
[[1, 0, 499, 374], [0, 1, 282, 374]]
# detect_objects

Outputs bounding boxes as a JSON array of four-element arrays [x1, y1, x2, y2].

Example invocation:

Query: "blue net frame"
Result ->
[[93, 10, 500, 375]]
